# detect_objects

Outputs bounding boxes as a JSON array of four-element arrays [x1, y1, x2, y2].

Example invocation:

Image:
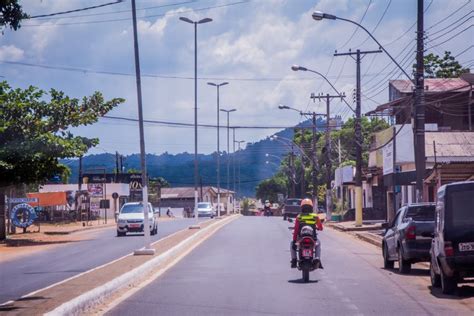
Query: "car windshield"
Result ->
[[198, 203, 211, 208], [121, 204, 151, 214], [286, 199, 301, 206], [406, 205, 435, 221], [446, 185, 474, 229]]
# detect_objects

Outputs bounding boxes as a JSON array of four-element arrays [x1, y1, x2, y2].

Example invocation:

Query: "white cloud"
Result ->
[[0, 45, 24, 61]]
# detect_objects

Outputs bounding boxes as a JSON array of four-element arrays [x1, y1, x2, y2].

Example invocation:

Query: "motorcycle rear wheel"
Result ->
[[302, 269, 310, 283]]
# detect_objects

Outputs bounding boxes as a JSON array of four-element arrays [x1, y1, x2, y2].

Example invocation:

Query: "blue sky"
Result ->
[[1, 0, 472, 155]]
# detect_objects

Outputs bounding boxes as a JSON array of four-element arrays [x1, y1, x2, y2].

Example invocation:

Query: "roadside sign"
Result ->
[[8, 197, 39, 204]]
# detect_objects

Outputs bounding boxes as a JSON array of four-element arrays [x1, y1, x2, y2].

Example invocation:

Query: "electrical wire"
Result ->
[[337, 0, 373, 50], [22, 1, 250, 27], [426, 25, 474, 50], [29, 1, 125, 19], [33, 1, 196, 20], [455, 45, 474, 58], [354, 0, 392, 48]]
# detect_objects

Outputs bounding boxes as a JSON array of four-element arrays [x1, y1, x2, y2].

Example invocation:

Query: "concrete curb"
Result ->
[[327, 223, 383, 232], [355, 232, 383, 248], [45, 215, 239, 316]]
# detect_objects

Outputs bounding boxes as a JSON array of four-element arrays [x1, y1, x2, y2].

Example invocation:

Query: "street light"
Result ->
[[207, 82, 229, 218], [220, 108, 236, 196], [291, 65, 353, 112], [310, 11, 411, 80], [179, 16, 212, 228]]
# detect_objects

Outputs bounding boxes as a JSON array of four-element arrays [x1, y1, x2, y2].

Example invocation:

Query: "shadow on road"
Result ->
[[429, 285, 474, 299], [288, 278, 319, 284], [383, 267, 430, 276]]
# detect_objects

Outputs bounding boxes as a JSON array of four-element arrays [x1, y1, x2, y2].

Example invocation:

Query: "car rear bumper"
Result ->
[[441, 254, 474, 277], [117, 223, 153, 233]]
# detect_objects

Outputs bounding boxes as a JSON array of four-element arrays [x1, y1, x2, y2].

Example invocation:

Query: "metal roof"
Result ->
[[390, 78, 471, 94], [161, 186, 234, 199], [425, 132, 474, 163]]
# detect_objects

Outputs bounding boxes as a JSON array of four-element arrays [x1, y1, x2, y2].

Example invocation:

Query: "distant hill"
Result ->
[[64, 118, 325, 197]]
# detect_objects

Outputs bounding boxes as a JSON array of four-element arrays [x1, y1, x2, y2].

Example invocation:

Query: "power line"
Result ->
[[0, 60, 396, 82], [354, 0, 392, 48], [30, 1, 125, 19], [426, 25, 473, 50], [337, 0, 373, 50], [455, 45, 474, 58], [426, 0, 471, 31], [22, 1, 250, 27], [102, 115, 339, 130], [427, 11, 473, 38], [33, 1, 196, 20]]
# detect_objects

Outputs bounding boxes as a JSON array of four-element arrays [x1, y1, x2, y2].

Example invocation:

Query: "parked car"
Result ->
[[116, 202, 158, 237], [382, 203, 436, 273], [282, 198, 302, 220], [196, 202, 215, 218], [429, 181, 474, 294]]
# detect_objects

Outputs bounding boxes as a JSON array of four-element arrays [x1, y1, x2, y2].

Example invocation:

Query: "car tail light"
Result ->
[[405, 225, 416, 240], [444, 241, 454, 257]]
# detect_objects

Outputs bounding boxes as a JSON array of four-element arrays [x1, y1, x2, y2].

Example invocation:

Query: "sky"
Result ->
[[1, 0, 473, 155]]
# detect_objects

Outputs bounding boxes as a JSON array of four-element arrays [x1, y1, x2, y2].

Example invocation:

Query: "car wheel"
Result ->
[[383, 243, 394, 269], [398, 246, 411, 274], [430, 260, 441, 288], [440, 267, 457, 294], [117, 230, 125, 237]]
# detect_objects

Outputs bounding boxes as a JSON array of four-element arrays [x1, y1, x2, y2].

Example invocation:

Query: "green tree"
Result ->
[[1, 0, 28, 32], [255, 176, 287, 202], [0, 81, 124, 239], [415, 51, 469, 78]]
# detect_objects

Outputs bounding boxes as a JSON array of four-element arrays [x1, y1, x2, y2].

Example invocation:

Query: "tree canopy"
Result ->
[[414, 51, 470, 78], [0, 0, 28, 32], [0, 81, 124, 188]]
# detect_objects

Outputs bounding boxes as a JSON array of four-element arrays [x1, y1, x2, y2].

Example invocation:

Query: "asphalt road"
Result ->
[[109, 217, 474, 316], [0, 218, 205, 304]]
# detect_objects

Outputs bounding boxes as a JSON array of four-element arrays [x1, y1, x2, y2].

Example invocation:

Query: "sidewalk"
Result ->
[[326, 220, 385, 232], [0, 215, 239, 315]]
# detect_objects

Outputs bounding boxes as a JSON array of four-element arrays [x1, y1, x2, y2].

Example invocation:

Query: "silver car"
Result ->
[[196, 202, 216, 218], [116, 202, 158, 237]]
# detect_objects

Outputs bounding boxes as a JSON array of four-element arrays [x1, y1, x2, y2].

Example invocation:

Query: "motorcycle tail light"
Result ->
[[444, 241, 454, 257], [301, 237, 314, 248]]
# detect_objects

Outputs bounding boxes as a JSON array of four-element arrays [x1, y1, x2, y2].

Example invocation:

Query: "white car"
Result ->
[[116, 202, 158, 237], [196, 202, 216, 218]]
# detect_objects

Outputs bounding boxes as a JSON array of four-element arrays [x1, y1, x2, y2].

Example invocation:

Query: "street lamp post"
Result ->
[[220, 108, 236, 199], [131, 0, 154, 255], [179, 16, 212, 228], [208, 82, 228, 218]]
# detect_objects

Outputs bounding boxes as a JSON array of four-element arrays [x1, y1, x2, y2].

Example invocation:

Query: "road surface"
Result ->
[[0, 218, 205, 304], [109, 217, 474, 316]]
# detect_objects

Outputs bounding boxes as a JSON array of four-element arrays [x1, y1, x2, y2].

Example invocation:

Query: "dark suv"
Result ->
[[282, 198, 302, 220], [382, 203, 436, 274], [429, 181, 474, 294]]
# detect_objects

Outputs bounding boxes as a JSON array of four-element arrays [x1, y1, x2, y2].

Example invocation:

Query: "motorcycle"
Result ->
[[289, 219, 320, 282]]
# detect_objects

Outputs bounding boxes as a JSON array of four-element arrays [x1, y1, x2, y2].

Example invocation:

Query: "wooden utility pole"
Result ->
[[310, 92, 345, 220], [335, 48, 382, 226]]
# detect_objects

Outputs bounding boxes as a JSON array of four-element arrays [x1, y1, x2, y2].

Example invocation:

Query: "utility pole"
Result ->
[[310, 92, 345, 220], [414, 0, 426, 202], [298, 112, 325, 211], [78, 156, 83, 191], [335, 48, 382, 226], [115, 151, 120, 176], [289, 148, 296, 198], [232, 128, 236, 212], [131, 0, 153, 254]]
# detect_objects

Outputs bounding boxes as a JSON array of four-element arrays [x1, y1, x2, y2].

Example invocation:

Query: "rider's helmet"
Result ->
[[300, 198, 313, 214], [300, 226, 314, 237]]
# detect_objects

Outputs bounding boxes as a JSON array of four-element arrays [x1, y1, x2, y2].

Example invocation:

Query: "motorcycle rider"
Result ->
[[290, 198, 323, 269], [264, 200, 272, 216]]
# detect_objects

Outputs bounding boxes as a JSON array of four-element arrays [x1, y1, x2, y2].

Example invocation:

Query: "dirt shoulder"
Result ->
[[0, 216, 239, 315]]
